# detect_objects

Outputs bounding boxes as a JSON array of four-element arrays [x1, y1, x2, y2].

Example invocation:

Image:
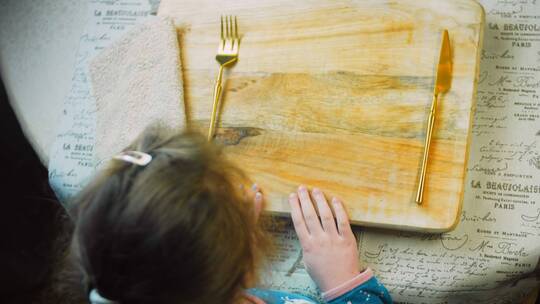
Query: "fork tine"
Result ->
[[220, 16, 224, 50], [230, 15, 234, 38], [220, 15, 224, 40], [234, 16, 238, 40], [228, 16, 233, 50], [225, 15, 230, 39], [230, 16, 236, 49]]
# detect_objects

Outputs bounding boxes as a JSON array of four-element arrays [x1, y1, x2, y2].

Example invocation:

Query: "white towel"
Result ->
[[89, 17, 185, 164]]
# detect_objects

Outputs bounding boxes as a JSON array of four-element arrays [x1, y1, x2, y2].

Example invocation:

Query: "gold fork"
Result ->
[[207, 15, 240, 141]]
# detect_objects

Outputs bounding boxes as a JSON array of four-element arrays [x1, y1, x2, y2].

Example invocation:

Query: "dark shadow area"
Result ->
[[0, 76, 70, 303]]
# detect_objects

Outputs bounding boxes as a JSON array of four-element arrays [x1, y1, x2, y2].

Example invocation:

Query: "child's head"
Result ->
[[71, 127, 267, 304]]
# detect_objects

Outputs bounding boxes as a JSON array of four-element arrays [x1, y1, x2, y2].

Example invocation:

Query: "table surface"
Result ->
[[158, 0, 484, 232]]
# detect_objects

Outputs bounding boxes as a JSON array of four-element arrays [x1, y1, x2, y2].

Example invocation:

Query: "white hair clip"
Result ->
[[89, 289, 118, 304], [113, 150, 152, 166]]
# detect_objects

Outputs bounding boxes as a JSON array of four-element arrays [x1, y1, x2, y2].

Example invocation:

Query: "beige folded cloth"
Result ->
[[89, 17, 185, 164]]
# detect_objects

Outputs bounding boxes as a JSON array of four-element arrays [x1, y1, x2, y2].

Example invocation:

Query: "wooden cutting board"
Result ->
[[158, 0, 484, 232]]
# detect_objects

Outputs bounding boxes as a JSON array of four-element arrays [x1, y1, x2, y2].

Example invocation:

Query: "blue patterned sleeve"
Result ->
[[326, 276, 392, 304], [246, 269, 392, 304]]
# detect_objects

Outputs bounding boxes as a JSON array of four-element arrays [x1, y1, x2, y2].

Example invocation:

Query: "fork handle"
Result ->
[[208, 65, 224, 141]]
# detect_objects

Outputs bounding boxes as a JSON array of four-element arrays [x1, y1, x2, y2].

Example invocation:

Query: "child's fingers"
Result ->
[[253, 192, 263, 222], [244, 183, 259, 199], [312, 188, 337, 235], [332, 197, 354, 238], [289, 193, 310, 239], [297, 185, 323, 235]]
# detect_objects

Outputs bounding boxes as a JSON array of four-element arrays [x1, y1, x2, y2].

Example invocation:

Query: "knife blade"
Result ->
[[434, 29, 452, 94]]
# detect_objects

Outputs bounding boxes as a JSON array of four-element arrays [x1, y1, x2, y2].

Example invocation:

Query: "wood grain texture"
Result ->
[[158, 0, 484, 232]]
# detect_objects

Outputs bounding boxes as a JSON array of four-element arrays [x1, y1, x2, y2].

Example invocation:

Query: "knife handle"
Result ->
[[416, 93, 438, 204]]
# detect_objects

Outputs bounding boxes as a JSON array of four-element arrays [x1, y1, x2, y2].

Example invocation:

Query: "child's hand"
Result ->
[[242, 183, 263, 222], [289, 186, 362, 292]]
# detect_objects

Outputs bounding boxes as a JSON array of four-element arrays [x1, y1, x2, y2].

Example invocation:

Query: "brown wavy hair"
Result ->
[[65, 127, 269, 304]]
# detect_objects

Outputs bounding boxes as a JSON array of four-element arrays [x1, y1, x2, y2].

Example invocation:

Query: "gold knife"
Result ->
[[416, 29, 452, 204]]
